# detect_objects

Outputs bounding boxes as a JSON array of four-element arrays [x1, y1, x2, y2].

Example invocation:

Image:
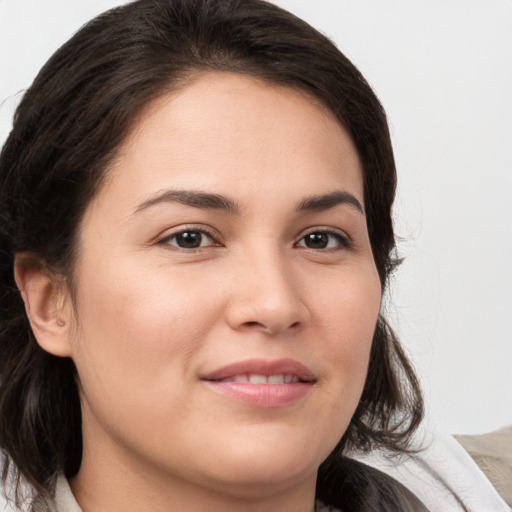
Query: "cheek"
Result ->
[[312, 259, 381, 337], [68, 264, 224, 455], [313, 266, 381, 404], [68, 259, 214, 407]]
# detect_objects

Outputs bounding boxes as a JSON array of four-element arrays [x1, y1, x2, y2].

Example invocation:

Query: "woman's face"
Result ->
[[65, 73, 381, 498]]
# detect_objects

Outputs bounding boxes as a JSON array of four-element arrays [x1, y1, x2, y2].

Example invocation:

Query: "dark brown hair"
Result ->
[[0, 0, 423, 507]]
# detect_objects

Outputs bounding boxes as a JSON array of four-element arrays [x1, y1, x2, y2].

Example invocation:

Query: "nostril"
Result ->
[[241, 320, 301, 332], [244, 321, 262, 328]]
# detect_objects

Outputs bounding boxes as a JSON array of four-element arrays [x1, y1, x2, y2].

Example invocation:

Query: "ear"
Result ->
[[14, 252, 73, 357]]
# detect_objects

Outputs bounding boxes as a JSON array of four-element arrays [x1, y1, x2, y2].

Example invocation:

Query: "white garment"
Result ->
[[52, 475, 81, 512], [0, 494, 11, 512], [0, 475, 79, 512], [355, 423, 512, 512]]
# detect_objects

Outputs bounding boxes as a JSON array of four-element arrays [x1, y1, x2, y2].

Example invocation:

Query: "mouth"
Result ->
[[200, 358, 316, 408], [213, 373, 306, 384]]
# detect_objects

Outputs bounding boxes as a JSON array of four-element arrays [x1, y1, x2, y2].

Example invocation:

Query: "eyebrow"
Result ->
[[134, 188, 364, 216], [134, 190, 240, 215], [296, 191, 364, 215]]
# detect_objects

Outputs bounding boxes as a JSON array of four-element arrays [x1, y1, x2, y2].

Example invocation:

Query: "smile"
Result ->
[[215, 374, 303, 384], [201, 359, 316, 407]]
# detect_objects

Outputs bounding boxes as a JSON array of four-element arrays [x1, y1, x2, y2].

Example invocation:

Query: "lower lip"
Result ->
[[203, 381, 314, 407]]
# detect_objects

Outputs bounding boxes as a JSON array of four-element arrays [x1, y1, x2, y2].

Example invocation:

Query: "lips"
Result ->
[[201, 358, 316, 407], [201, 358, 315, 382]]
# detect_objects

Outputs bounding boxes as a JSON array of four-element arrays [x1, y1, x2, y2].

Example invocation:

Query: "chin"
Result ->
[[195, 426, 334, 494], [205, 458, 318, 499]]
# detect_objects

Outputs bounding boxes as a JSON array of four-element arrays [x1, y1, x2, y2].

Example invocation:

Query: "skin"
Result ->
[[16, 72, 381, 512]]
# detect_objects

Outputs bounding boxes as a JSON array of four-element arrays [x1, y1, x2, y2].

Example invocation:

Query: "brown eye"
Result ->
[[297, 231, 350, 250], [304, 233, 329, 249], [162, 230, 215, 249]]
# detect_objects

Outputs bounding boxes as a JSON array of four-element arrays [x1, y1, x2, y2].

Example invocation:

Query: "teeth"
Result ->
[[268, 374, 285, 384], [248, 374, 267, 384], [222, 374, 300, 384]]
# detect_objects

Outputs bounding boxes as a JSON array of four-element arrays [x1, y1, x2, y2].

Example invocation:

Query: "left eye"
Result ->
[[296, 231, 349, 250], [161, 230, 216, 249]]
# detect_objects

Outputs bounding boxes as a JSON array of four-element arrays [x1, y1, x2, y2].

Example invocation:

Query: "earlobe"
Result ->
[[14, 252, 73, 357]]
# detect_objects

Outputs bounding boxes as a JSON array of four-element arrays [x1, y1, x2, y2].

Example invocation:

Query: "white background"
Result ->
[[1, 0, 510, 435]]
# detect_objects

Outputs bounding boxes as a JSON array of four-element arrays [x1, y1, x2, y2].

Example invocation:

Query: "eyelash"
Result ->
[[157, 227, 352, 251], [295, 228, 352, 251]]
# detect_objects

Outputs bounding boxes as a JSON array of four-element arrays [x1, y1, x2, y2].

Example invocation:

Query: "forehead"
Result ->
[[97, 72, 363, 212]]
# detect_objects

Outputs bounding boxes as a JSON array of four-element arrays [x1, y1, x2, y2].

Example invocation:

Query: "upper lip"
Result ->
[[200, 358, 316, 382]]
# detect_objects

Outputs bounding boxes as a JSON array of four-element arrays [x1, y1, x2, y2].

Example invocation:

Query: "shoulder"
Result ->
[[455, 426, 512, 507], [351, 425, 512, 511]]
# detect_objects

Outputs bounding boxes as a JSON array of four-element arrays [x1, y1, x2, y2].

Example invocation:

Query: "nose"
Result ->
[[224, 249, 309, 336]]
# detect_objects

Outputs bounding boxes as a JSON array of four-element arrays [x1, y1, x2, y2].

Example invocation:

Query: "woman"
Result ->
[[0, 0, 426, 510]]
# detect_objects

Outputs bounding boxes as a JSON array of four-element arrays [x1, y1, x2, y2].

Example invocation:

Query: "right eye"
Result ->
[[159, 229, 217, 250]]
